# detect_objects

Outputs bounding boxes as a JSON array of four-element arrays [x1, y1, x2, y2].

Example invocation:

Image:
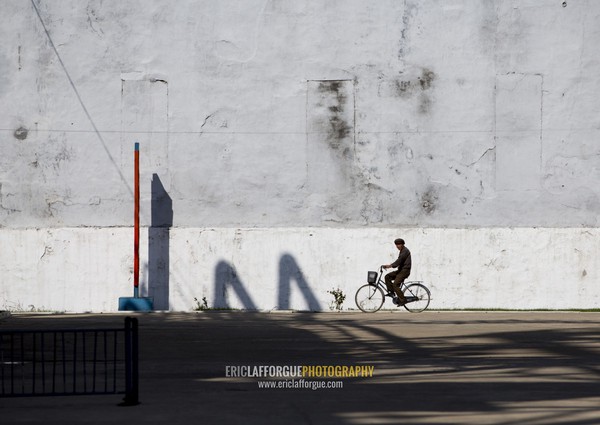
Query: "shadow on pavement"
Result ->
[[1, 312, 600, 424]]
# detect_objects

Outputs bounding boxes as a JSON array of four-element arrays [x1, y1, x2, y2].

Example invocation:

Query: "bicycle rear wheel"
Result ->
[[403, 283, 431, 313], [355, 284, 385, 313]]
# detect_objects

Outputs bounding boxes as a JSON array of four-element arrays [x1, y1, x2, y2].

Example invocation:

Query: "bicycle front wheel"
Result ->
[[355, 284, 385, 313], [403, 283, 431, 313]]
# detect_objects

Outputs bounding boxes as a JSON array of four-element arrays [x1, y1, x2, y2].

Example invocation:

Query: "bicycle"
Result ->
[[355, 266, 431, 313]]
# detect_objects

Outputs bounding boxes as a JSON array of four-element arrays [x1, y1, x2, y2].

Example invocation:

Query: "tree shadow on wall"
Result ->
[[148, 174, 172, 310], [212, 253, 322, 311]]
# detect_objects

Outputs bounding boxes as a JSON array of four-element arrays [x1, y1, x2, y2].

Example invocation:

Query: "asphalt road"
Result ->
[[1, 311, 600, 424]]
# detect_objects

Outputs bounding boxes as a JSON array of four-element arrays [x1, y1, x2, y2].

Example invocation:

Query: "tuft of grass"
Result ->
[[327, 288, 346, 312], [193, 297, 238, 311], [193, 297, 209, 311]]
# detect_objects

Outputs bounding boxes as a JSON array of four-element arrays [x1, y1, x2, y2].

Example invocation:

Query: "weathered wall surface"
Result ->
[[2, 227, 599, 312], [1, 1, 599, 311]]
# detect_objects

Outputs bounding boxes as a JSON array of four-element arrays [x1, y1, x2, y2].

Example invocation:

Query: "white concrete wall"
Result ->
[[2, 227, 599, 312], [1, 1, 599, 311]]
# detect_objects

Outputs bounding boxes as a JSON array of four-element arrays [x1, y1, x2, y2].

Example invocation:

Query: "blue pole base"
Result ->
[[119, 297, 154, 312]]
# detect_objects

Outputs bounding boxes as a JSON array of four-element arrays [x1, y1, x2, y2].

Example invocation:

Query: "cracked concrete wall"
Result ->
[[1, 0, 599, 311], [2, 0, 599, 228]]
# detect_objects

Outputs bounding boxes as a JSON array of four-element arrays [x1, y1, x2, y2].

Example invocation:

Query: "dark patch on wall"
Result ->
[[319, 80, 344, 96], [317, 80, 353, 148], [306, 79, 359, 216], [398, 1, 417, 59], [420, 188, 438, 214], [14, 127, 28, 140], [418, 69, 435, 90], [382, 68, 436, 115], [393, 80, 413, 98], [329, 115, 352, 147], [418, 69, 435, 114]]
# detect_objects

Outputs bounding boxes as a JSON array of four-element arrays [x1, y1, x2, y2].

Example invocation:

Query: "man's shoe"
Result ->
[[385, 292, 395, 297]]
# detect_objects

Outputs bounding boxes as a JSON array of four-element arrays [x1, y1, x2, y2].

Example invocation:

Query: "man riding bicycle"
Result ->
[[382, 238, 411, 306]]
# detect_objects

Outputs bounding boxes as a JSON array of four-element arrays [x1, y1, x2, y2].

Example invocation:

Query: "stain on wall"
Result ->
[[312, 80, 354, 153], [397, 0, 418, 60], [306, 79, 359, 222], [378, 67, 436, 114], [420, 187, 438, 215], [13, 126, 28, 140], [1, 0, 599, 229]]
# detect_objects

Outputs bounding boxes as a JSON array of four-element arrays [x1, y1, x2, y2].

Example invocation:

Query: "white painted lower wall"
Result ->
[[1, 227, 598, 312]]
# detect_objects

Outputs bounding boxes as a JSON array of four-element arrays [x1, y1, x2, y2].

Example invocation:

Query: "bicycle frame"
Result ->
[[372, 267, 423, 301]]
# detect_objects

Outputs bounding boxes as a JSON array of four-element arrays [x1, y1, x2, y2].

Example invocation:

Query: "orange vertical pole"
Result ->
[[134, 142, 140, 297]]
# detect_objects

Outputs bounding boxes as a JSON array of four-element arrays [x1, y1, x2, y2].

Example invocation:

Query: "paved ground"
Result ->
[[1, 311, 600, 424]]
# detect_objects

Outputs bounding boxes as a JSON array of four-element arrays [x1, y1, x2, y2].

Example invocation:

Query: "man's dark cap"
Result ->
[[394, 238, 405, 245]]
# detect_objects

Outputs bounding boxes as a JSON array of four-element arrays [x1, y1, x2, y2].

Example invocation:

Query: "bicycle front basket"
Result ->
[[367, 271, 378, 284]]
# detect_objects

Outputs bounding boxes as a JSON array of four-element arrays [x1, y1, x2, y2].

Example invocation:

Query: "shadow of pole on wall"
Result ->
[[148, 174, 172, 310]]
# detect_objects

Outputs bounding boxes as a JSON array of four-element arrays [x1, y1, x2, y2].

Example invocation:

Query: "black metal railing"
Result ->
[[0, 316, 139, 405]]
